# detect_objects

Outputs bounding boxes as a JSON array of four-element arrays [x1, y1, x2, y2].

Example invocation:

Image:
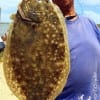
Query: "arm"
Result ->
[[88, 19, 100, 42]]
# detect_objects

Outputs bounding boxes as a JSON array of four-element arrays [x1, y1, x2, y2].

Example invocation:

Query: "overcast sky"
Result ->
[[0, 0, 100, 24]]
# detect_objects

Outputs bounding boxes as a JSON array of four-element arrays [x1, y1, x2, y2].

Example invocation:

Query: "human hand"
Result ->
[[1, 33, 7, 42]]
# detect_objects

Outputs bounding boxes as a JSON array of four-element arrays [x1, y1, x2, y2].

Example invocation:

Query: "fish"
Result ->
[[3, 0, 70, 100]]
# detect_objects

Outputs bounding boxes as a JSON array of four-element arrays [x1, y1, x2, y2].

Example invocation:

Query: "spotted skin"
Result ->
[[3, 0, 70, 100]]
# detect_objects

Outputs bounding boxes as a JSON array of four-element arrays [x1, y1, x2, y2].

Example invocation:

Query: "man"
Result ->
[[52, 0, 100, 100], [0, 34, 6, 51]]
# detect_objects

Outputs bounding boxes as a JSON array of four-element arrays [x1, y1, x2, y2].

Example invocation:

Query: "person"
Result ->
[[52, 0, 100, 100], [0, 33, 6, 52]]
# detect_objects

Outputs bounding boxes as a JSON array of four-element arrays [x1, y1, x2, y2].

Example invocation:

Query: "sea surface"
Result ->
[[0, 23, 10, 36]]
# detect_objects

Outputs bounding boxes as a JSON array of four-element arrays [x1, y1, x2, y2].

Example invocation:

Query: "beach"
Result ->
[[0, 62, 18, 100]]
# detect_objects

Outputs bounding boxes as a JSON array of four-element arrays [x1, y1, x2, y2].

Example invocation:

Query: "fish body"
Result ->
[[3, 0, 70, 100]]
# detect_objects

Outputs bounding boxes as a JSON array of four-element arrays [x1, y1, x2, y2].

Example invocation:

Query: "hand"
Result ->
[[1, 33, 7, 42]]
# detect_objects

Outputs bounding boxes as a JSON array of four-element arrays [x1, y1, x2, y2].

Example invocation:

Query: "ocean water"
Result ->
[[0, 23, 10, 36]]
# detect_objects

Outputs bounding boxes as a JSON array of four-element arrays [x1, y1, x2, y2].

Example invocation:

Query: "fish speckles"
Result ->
[[20, 52, 24, 56], [45, 34, 49, 38], [15, 58, 20, 63], [52, 34, 56, 38], [51, 40, 55, 44], [44, 39, 49, 44]]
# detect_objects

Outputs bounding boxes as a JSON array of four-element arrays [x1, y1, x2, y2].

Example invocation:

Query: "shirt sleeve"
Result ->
[[0, 37, 5, 50], [88, 19, 100, 42], [0, 37, 3, 42]]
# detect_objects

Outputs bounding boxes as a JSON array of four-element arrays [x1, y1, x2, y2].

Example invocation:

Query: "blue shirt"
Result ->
[[56, 16, 100, 100]]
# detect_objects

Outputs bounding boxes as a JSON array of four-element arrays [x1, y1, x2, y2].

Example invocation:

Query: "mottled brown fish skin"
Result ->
[[3, 0, 70, 100]]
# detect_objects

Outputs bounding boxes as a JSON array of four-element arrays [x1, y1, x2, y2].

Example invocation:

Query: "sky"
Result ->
[[0, 0, 100, 24]]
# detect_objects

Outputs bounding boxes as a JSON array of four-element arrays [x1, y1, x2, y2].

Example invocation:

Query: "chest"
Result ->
[[67, 23, 100, 56]]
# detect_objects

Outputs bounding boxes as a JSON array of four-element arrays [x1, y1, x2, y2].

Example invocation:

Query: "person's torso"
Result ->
[[56, 16, 100, 100]]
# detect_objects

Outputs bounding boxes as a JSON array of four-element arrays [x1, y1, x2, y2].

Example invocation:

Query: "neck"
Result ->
[[64, 7, 76, 17], [61, 5, 76, 17]]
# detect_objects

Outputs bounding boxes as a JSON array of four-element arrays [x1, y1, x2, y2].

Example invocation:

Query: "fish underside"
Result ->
[[3, 0, 70, 100]]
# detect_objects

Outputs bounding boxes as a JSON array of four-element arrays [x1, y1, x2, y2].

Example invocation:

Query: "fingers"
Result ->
[[1, 33, 7, 41]]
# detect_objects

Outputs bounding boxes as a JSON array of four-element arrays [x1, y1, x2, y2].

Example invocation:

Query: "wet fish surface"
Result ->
[[3, 0, 70, 100]]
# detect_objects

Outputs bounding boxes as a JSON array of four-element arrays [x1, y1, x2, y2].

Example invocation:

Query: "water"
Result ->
[[0, 23, 10, 36]]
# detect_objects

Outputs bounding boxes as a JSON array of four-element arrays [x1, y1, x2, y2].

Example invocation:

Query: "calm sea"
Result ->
[[0, 23, 10, 36]]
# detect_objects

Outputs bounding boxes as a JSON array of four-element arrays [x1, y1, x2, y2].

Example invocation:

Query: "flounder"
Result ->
[[3, 0, 70, 100]]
